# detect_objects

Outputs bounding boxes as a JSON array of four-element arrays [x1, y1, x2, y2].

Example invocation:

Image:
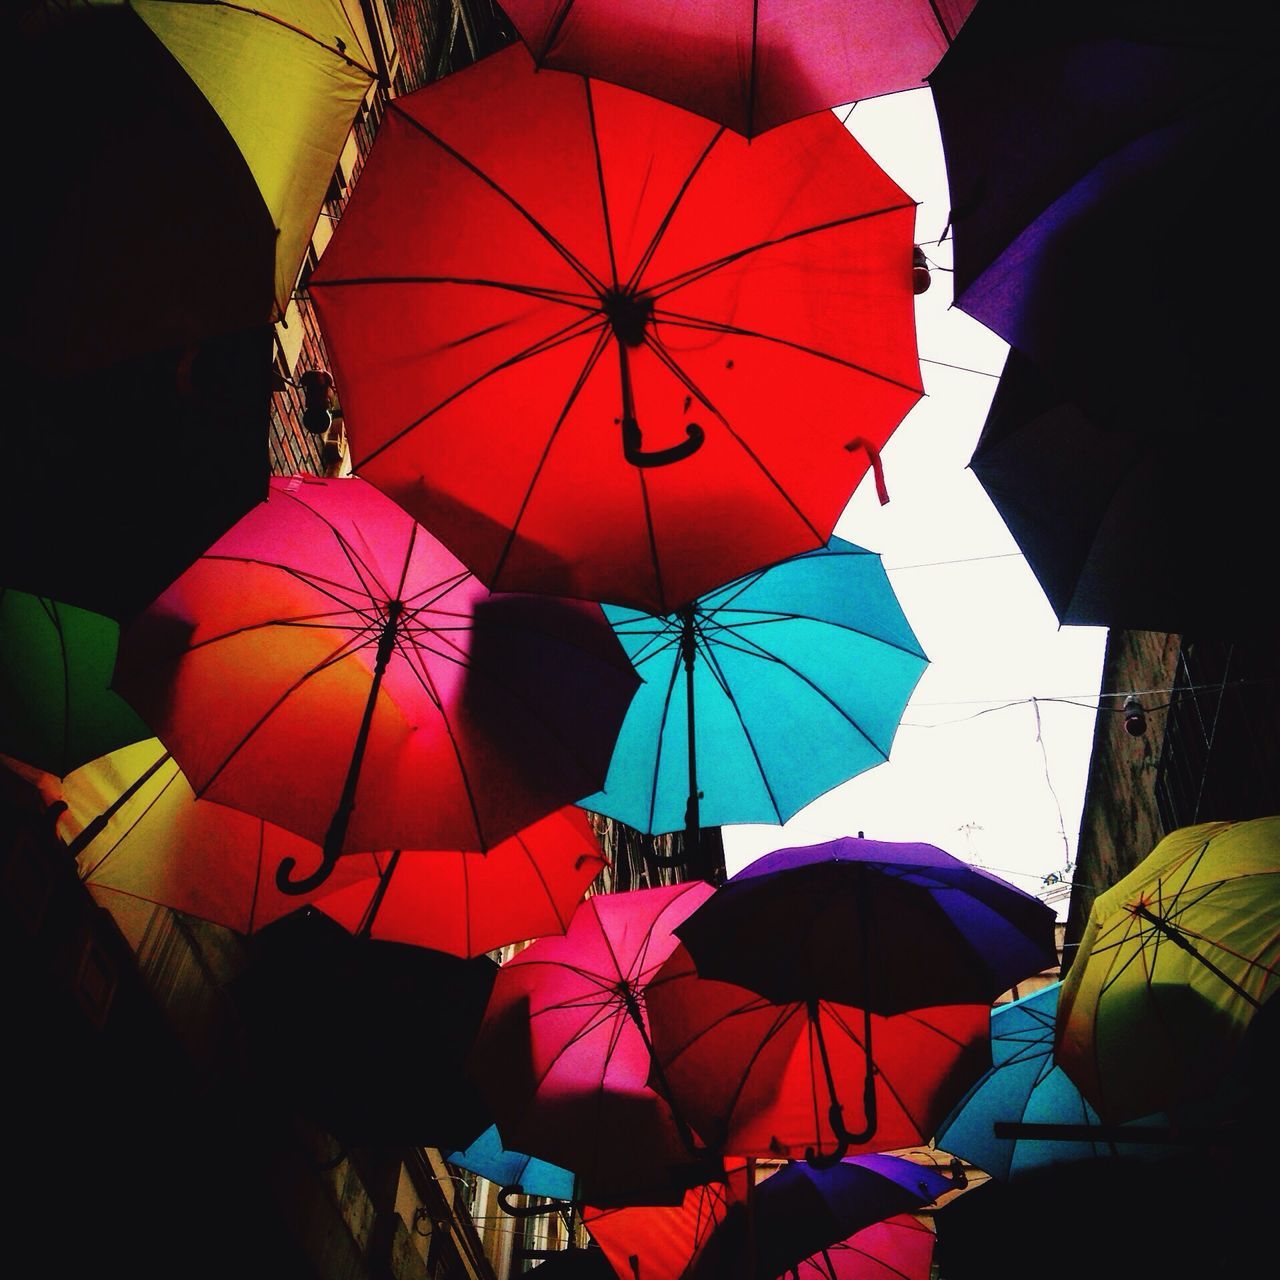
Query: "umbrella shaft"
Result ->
[[1133, 905, 1262, 1009], [681, 606, 701, 858]]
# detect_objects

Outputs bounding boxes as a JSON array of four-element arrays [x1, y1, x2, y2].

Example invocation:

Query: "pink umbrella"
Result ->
[[501, 0, 976, 136], [791, 1214, 936, 1280]]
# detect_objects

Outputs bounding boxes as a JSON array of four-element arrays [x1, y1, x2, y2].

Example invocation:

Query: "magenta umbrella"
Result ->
[[502, 0, 976, 136], [791, 1214, 936, 1280], [466, 881, 722, 1206]]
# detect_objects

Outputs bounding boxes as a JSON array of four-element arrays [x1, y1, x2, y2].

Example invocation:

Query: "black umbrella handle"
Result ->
[[622, 415, 706, 468], [496, 1186, 580, 1218]]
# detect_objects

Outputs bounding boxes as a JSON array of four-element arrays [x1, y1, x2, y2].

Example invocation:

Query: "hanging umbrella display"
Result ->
[[312, 806, 607, 957], [967, 348, 1270, 633], [309, 41, 924, 615], [466, 881, 721, 1206], [671, 836, 1055, 1159], [790, 1214, 936, 1280], [11, 4, 277, 377], [648, 945, 989, 1164], [445, 1125, 576, 1202], [3, 325, 273, 623], [928, 0, 1274, 442], [500, 0, 977, 137], [0, 591, 149, 777], [1055, 817, 1280, 1124], [934, 982, 1172, 1180], [690, 1155, 952, 1280], [582, 1163, 748, 1280], [579, 536, 927, 850], [126, 0, 377, 321], [113, 476, 638, 894], [232, 907, 496, 1149]]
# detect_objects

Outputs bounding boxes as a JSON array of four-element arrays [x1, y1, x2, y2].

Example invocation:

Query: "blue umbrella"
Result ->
[[935, 982, 1172, 1180], [579, 537, 926, 853], [445, 1124, 575, 1202]]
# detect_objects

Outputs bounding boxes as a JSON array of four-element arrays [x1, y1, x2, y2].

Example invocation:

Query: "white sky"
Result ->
[[720, 90, 1109, 916]]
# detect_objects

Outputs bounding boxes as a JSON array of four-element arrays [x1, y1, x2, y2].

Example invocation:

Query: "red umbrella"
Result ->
[[466, 881, 720, 1205], [310, 42, 923, 614], [648, 945, 990, 1163], [501, 0, 977, 136], [583, 1161, 750, 1280], [114, 476, 638, 894], [315, 806, 607, 957]]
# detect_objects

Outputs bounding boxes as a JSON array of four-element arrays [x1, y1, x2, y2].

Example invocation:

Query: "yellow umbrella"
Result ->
[[1056, 817, 1280, 1123], [125, 0, 377, 315]]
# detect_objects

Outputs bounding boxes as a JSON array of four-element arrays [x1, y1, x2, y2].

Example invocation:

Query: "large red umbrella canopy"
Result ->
[[114, 476, 637, 894], [466, 881, 719, 1204], [310, 42, 922, 614], [501, 0, 976, 137], [648, 946, 989, 1162]]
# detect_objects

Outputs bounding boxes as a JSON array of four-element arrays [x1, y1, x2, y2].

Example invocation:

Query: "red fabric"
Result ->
[[647, 946, 990, 1160], [583, 1161, 750, 1280], [114, 476, 637, 858], [311, 43, 922, 614], [467, 882, 717, 1202], [502, 1, 977, 136], [315, 807, 606, 957]]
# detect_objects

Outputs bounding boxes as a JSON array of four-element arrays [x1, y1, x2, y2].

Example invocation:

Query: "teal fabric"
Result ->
[[935, 983, 1171, 1180], [580, 537, 927, 833], [446, 1124, 575, 1200]]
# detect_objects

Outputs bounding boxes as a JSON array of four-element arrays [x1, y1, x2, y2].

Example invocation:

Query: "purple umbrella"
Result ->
[[689, 1155, 952, 1279], [672, 835, 1057, 1161]]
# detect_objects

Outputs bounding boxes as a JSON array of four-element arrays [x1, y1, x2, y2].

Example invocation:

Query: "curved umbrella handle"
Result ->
[[622, 416, 705, 468], [496, 1185, 579, 1218], [276, 841, 340, 894]]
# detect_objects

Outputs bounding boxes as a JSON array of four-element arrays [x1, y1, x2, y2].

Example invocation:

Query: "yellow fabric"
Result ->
[[1056, 817, 1280, 1121], [132, 0, 375, 314]]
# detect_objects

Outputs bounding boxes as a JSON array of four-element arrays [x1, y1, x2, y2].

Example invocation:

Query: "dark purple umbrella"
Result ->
[[689, 1155, 953, 1280], [674, 836, 1058, 1013], [928, 0, 1273, 440]]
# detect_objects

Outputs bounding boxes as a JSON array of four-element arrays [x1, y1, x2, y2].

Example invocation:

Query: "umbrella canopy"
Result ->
[[500, 0, 976, 137], [113, 476, 638, 894], [1055, 817, 1280, 1123], [675, 836, 1059, 1012], [445, 1125, 576, 1202], [309, 41, 923, 614], [690, 1156, 952, 1280], [935, 982, 1171, 1180], [128, 0, 376, 316], [0, 591, 149, 776], [11, 4, 276, 376], [466, 881, 720, 1205], [791, 1214, 936, 1280], [648, 945, 989, 1163], [928, 0, 1275, 441], [231, 907, 496, 1149], [579, 537, 927, 841], [583, 1164, 747, 1280], [2, 326, 273, 623], [313, 806, 607, 957]]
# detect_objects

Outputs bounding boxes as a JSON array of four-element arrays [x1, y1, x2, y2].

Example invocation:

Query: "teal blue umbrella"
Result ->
[[579, 537, 926, 850], [934, 983, 1172, 1180], [445, 1125, 575, 1202]]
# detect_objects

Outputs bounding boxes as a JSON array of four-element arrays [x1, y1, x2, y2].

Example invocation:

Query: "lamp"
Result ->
[[912, 245, 931, 294], [299, 368, 341, 436], [1122, 694, 1147, 737]]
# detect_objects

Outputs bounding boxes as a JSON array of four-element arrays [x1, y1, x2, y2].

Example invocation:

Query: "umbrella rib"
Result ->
[[279, 483, 400, 605], [644, 202, 918, 299], [517, 829, 573, 933], [584, 79, 620, 289], [645, 648, 689, 834], [193, 631, 375, 798], [627, 127, 726, 293], [639, 329, 829, 548], [357, 312, 609, 471], [387, 101, 607, 295], [490, 325, 613, 588], [654, 308, 924, 396], [699, 606, 926, 661], [199, 555, 385, 612], [181, 610, 382, 654], [204, 2, 378, 77]]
